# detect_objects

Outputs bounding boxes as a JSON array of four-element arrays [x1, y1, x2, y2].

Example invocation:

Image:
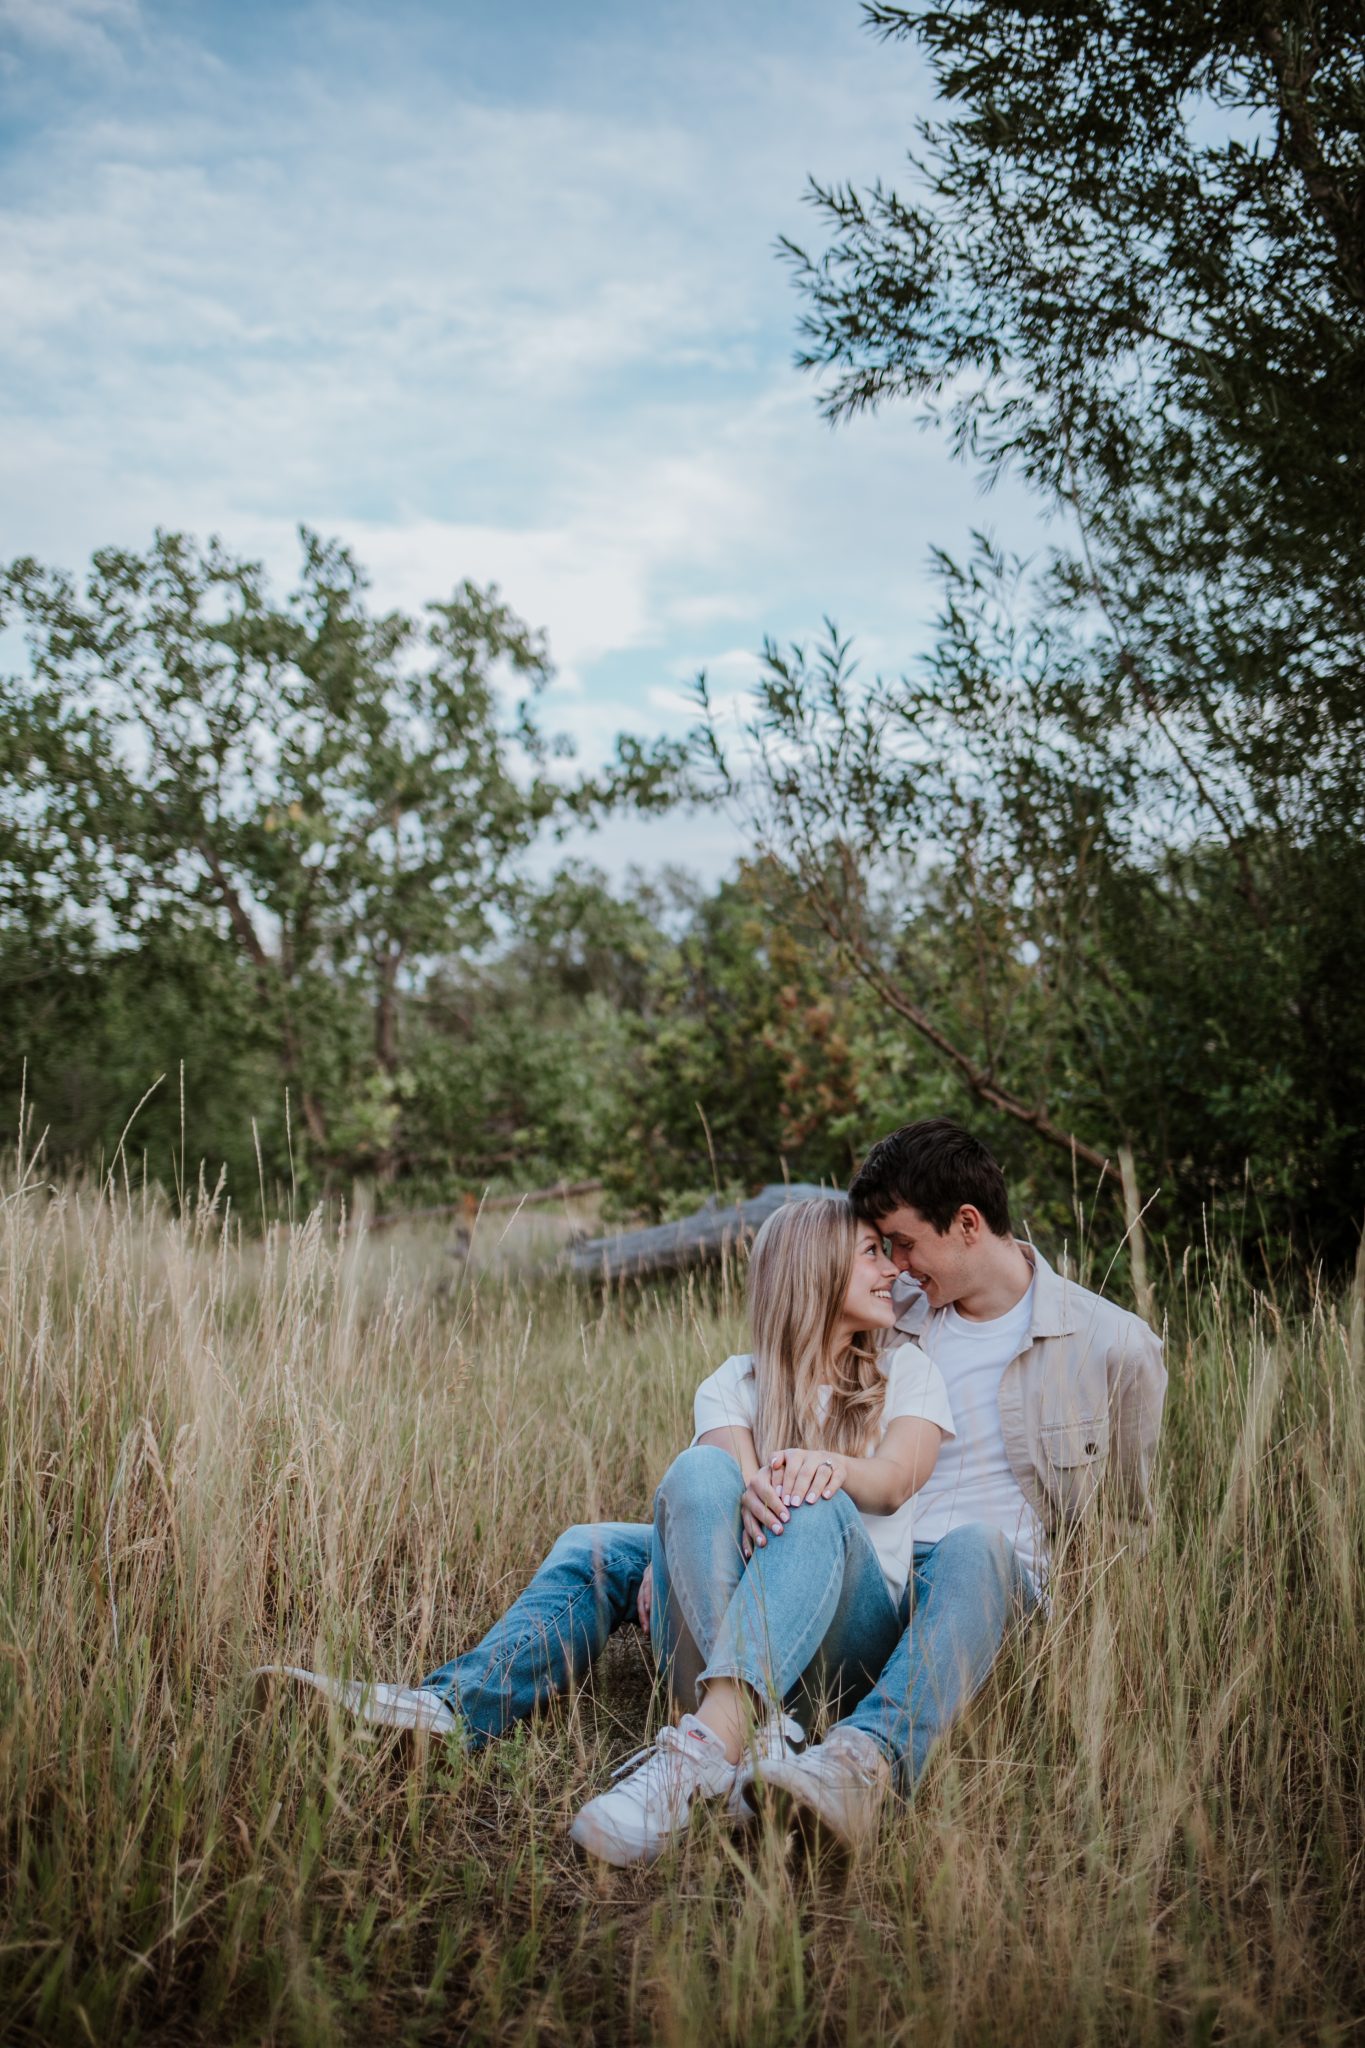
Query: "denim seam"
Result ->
[[428, 1574, 626, 1716], [656, 1487, 745, 1657]]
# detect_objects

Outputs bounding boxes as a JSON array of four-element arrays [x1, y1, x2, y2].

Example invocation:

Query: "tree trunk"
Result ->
[[197, 837, 329, 1153], [376, 947, 403, 1076]]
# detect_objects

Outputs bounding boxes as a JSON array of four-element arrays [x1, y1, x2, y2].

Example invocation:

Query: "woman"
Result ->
[[568, 1194, 954, 1866]]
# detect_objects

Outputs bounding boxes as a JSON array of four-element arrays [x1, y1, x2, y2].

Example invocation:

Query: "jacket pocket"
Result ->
[[1038, 1415, 1109, 1520]]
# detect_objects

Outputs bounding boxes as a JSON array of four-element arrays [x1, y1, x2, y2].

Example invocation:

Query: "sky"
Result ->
[[0, 0, 1041, 883]]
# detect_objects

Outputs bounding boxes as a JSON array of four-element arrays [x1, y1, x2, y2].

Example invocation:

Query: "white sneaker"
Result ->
[[727, 1711, 806, 1824], [253, 1665, 460, 1737], [568, 1714, 736, 1867], [745, 1723, 891, 1854]]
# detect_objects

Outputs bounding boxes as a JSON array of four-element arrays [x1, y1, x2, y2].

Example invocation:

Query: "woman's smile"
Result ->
[[839, 1223, 901, 1333]]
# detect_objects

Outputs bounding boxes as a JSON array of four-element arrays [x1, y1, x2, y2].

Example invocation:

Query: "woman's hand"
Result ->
[[636, 1562, 654, 1633], [740, 1467, 789, 1556], [769, 1448, 850, 1506]]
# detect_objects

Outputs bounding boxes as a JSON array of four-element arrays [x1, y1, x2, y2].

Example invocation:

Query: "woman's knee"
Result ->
[[655, 1444, 743, 1523]]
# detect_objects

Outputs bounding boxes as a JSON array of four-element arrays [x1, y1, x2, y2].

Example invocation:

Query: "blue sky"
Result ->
[[1, 0, 1040, 881]]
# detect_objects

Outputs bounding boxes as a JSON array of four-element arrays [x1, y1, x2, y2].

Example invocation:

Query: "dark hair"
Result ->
[[848, 1119, 1012, 1238]]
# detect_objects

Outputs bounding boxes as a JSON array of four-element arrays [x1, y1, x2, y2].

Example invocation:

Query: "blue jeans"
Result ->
[[843, 1519, 1036, 1788], [422, 1520, 650, 1744], [423, 1451, 1033, 1788], [650, 1444, 907, 1719]]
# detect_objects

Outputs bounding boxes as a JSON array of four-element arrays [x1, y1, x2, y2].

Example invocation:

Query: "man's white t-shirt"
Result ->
[[912, 1281, 1046, 1594], [691, 1343, 956, 1599]]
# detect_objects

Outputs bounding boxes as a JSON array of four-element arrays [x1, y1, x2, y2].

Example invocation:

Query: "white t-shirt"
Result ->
[[912, 1281, 1046, 1595], [691, 1343, 956, 1598]]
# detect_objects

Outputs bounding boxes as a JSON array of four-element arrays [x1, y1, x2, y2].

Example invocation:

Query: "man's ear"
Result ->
[[956, 1203, 985, 1246]]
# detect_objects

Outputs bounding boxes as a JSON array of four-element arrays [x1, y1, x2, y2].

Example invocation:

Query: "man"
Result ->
[[741, 1117, 1165, 1848], [263, 1119, 1165, 1854]]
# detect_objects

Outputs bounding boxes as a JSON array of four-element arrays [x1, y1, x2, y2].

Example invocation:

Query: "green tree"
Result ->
[[598, 859, 925, 1217], [397, 863, 676, 1193], [0, 915, 287, 1204], [790, 0, 1364, 807], [699, 0, 1365, 1258], [1, 529, 681, 1192]]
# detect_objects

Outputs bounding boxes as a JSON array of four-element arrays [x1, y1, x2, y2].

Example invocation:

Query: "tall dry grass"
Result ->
[[0, 1150, 1361, 2044]]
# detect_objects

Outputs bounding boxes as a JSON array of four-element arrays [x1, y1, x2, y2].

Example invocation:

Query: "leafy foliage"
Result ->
[[693, 0, 1365, 1260], [5, 3, 1363, 1259], [1, 530, 686, 1195]]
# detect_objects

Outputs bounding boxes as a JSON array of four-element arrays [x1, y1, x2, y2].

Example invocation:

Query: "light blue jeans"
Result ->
[[422, 1520, 651, 1743], [650, 1444, 907, 1722], [845, 1517, 1036, 1787], [423, 1446, 1033, 1789]]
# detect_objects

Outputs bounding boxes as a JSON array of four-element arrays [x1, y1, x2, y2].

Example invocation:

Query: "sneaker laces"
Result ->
[[812, 1729, 884, 1785], [607, 1721, 726, 1806], [616, 1710, 804, 1782]]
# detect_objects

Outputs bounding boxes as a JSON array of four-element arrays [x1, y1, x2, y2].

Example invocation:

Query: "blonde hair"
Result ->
[[746, 1195, 886, 1462]]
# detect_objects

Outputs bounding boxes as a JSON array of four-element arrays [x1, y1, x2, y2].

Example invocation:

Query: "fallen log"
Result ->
[[566, 1182, 844, 1283]]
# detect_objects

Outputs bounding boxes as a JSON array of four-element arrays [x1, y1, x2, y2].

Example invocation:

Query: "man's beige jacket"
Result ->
[[999, 1242, 1166, 1551], [896, 1240, 1167, 1553]]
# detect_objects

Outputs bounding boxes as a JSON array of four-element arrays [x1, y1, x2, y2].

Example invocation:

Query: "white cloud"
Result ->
[[0, 1, 1047, 884], [532, 802, 751, 895], [0, 0, 138, 62], [649, 649, 762, 717]]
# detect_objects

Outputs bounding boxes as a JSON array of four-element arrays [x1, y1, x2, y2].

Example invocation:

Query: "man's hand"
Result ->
[[769, 1448, 850, 1506], [636, 1561, 654, 1633], [740, 1467, 789, 1557]]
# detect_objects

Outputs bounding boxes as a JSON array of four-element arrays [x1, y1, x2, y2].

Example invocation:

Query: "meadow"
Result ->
[[1, 1150, 1362, 2046]]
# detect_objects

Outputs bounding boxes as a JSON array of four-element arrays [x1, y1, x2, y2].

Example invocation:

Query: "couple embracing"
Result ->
[[266, 1120, 1166, 1865]]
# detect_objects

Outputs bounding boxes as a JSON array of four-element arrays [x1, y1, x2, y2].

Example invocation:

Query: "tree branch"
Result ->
[[1257, 5, 1365, 305], [800, 858, 1112, 1174], [1063, 479, 1273, 929]]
